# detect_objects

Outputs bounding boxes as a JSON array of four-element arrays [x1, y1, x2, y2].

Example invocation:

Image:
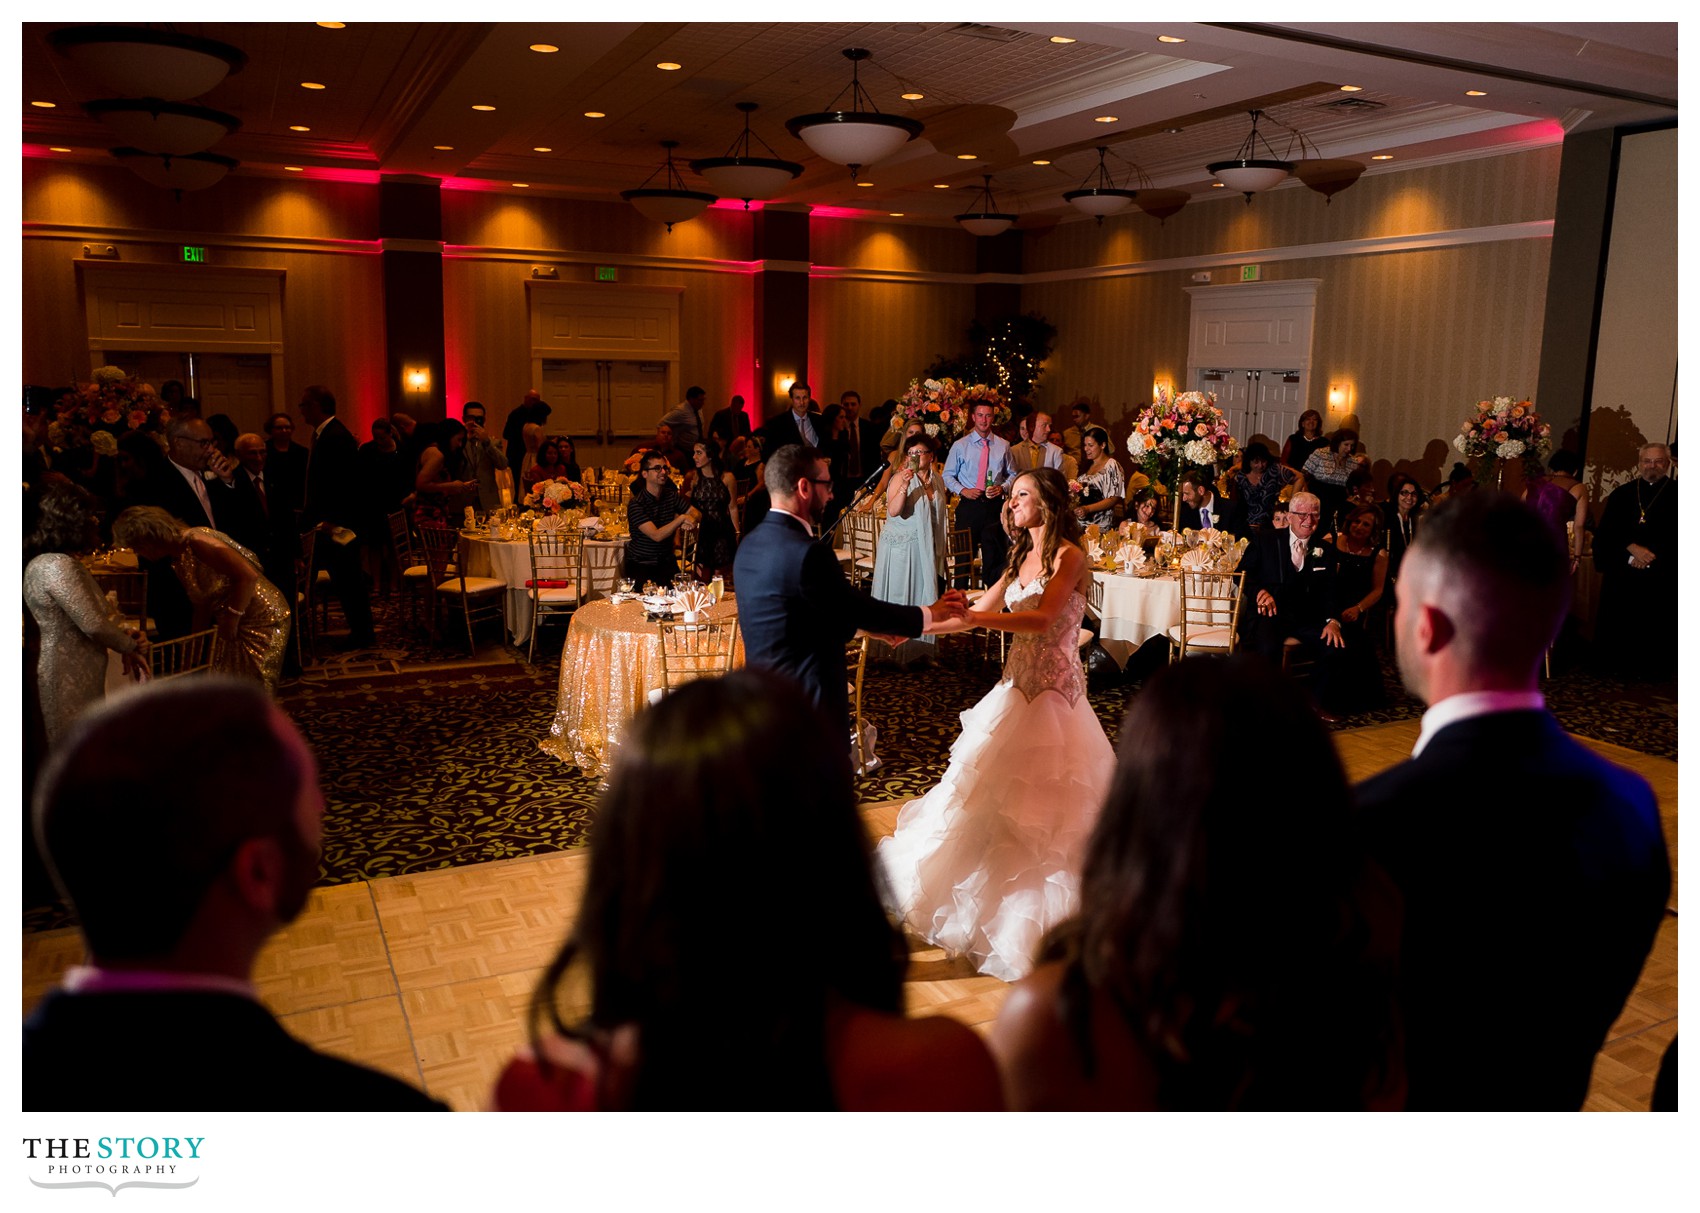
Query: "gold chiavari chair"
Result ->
[[150, 627, 217, 680], [417, 524, 506, 654], [1169, 570, 1245, 662], [526, 527, 583, 662]]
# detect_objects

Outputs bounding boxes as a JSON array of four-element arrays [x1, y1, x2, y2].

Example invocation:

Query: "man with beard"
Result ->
[[733, 444, 966, 736], [1592, 442, 1677, 679], [23, 680, 445, 1110]]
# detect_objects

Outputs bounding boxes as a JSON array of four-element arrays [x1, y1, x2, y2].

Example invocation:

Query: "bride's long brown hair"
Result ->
[[1005, 467, 1084, 583]]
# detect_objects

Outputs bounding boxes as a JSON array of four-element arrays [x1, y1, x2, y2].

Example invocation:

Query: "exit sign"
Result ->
[[595, 266, 618, 282], [182, 246, 208, 263], [1239, 264, 1261, 282]]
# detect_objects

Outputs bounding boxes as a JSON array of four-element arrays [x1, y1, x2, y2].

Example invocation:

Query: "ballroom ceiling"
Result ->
[[21, 20, 1678, 224]]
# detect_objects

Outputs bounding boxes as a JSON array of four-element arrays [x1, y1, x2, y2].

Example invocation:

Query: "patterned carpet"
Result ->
[[20, 598, 1676, 931]]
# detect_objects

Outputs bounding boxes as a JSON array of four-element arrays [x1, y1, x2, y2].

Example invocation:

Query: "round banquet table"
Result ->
[[1090, 568, 1183, 666], [458, 530, 628, 645], [538, 595, 743, 779]]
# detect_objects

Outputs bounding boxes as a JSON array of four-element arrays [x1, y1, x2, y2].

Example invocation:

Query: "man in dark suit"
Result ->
[[229, 432, 300, 617], [1239, 489, 1355, 718], [758, 382, 821, 454], [262, 412, 309, 521], [135, 416, 238, 639], [733, 443, 966, 735], [25, 678, 445, 1111], [298, 385, 374, 647], [1356, 492, 1669, 1110], [1176, 467, 1243, 536]]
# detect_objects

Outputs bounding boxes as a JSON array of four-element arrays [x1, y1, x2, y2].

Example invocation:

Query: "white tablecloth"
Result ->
[[460, 532, 629, 645], [1091, 569, 1183, 665]]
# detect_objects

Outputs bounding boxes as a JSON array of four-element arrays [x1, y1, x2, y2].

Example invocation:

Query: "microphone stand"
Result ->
[[824, 460, 894, 547]]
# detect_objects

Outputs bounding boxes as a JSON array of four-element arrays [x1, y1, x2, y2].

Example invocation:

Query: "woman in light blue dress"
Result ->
[[870, 432, 947, 666]]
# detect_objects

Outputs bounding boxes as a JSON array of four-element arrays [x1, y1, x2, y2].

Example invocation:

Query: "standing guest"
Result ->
[[137, 415, 239, 639], [760, 382, 821, 453], [460, 401, 513, 514], [732, 444, 963, 736], [24, 679, 446, 1111], [1357, 492, 1670, 1109], [843, 390, 883, 482], [816, 403, 854, 529], [413, 418, 479, 526], [497, 671, 1001, 1111], [1523, 454, 1585, 573], [1229, 441, 1297, 533], [863, 420, 925, 510], [707, 393, 753, 456], [204, 412, 239, 456], [991, 655, 1402, 1109], [1324, 505, 1390, 712], [943, 402, 1016, 586], [624, 451, 695, 589], [159, 379, 187, 407], [298, 385, 375, 649], [1303, 428, 1366, 530], [660, 385, 707, 453], [232, 432, 302, 617], [390, 409, 427, 491], [1011, 411, 1064, 474], [870, 432, 948, 666], [1380, 473, 1424, 600], [876, 398, 904, 458], [1282, 408, 1329, 470], [354, 420, 405, 571], [23, 482, 149, 745], [623, 422, 691, 475], [1432, 462, 1475, 505], [1071, 426, 1124, 526], [1540, 450, 1590, 569], [729, 435, 764, 518], [262, 412, 309, 519], [502, 389, 550, 469], [1061, 400, 1092, 468], [1592, 442, 1676, 679], [685, 440, 739, 582], [113, 506, 291, 692], [1048, 427, 1079, 480]]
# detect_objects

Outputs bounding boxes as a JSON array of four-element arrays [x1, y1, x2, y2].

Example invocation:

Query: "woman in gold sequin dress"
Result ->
[[877, 468, 1115, 982], [113, 506, 291, 692]]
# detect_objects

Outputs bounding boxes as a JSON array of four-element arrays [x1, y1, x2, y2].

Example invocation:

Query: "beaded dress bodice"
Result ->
[[999, 573, 1087, 707]]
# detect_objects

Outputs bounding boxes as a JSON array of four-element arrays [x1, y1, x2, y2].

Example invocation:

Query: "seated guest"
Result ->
[[1230, 441, 1296, 533], [1239, 491, 1362, 721], [1124, 486, 1162, 540], [624, 450, 695, 588], [1176, 467, 1239, 535], [24, 679, 446, 1110], [992, 655, 1402, 1109], [1336, 464, 1380, 534], [1302, 428, 1366, 530], [869, 432, 948, 666], [523, 438, 569, 487], [1269, 497, 1290, 530], [1357, 492, 1670, 1109], [1432, 461, 1475, 504], [497, 670, 1003, 1110], [552, 433, 584, 484]]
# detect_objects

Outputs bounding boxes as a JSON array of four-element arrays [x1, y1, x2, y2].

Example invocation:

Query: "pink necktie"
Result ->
[[976, 438, 990, 491], [1292, 538, 1304, 570]]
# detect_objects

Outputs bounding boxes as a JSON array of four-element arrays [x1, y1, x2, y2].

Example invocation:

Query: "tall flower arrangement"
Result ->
[[1454, 395, 1550, 474], [890, 377, 1009, 441], [48, 366, 170, 456], [1127, 389, 1239, 487]]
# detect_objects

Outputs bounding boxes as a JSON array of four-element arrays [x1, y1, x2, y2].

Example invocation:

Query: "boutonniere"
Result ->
[[1310, 546, 1325, 558]]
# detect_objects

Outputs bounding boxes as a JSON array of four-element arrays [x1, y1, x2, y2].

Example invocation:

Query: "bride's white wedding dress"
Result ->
[[877, 571, 1116, 982]]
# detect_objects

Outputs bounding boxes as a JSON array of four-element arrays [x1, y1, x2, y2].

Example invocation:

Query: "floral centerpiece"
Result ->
[[524, 477, 588, 514], [891, 377, 1009, 441], [1127, 389, 1238, 526], [1454, 396, 1550, 477], [48, 365, 170, 457]]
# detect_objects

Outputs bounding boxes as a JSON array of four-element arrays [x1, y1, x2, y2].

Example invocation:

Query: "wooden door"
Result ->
[[540, 359, 603, 438], [195, 353, 274, 436]]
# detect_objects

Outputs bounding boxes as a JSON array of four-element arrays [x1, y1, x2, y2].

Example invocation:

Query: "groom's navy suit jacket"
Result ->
[[733, 510, 923, 732]]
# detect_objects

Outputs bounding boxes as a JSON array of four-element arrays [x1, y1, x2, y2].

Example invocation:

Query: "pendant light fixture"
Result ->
[[621, 140, 717, 232], [1207, 109, 1292, 201], [85, 98, 240, 156], [1293, 157, 1367, 204], [690, 102, 803, 208], [109, 147, 238, 195], [48, 25, 247, 100], [1062, 146, 1139, 223], [1135, 189, 1190, 224], [954, 174, 1016, 237], [786, 48, 923, 178]]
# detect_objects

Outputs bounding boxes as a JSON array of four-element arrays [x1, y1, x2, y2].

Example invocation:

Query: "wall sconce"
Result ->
[[1328, 383, 1351, 411], [404, 366, 431, 395], [777, 373, 797, 395], [1152, 376, 1173, 401]]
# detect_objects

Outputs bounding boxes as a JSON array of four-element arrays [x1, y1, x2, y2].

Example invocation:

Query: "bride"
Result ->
[[878, 467, 1116, 981]]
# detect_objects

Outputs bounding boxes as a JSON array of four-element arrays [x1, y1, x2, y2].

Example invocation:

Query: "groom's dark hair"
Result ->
[[765, 443, 823, 500]]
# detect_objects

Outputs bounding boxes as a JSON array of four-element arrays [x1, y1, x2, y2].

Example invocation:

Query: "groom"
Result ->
[[734, 444, 967, 734]]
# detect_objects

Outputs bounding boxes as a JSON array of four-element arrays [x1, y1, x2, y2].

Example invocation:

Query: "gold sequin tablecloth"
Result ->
[[538, 596, 743, 778]]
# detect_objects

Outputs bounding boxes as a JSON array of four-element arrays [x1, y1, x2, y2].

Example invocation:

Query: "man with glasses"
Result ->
[[136, 416, 238, 638], [459, 401, 513, 514], [624, 451, 696, 589], [263, 412, 309, 520], [1240, 490, 1354, 720]]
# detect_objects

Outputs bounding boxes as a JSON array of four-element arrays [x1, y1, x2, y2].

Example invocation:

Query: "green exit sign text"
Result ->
[[1239, 264, 1261, 282], [182, 246, 208, 264], [595, 266, 618, 282]]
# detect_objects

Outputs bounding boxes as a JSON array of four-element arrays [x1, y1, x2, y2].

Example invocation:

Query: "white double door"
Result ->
[[540, 359, 669, 462], [1195, 368, 1308, 452], [104, 350, 274, 435]]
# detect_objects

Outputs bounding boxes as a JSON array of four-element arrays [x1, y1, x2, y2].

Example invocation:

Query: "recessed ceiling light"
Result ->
[[1163, 127, 1182, 135], [433, 145, 454, 151], [656, 62, 681, 71], [1049, 36, 1076, 45], [316, 22, 345, 30], [31, 101, 56, 108], [1157, 35, 1186, 44], [530, 43, 559, 53], [1032, 159, 1051, 166], [284, 166, 304, 172], [289, 124, 311, 131], [300, 82, 326, 90], [934, 183, 949, 189], [1211, 181, 1226, 188], [956, 153, 977, 160], [901, 92, 924, 101], [49, 146, 72, 152], [1372, 154, 1394, 161], [889, 212, 904, 216], [583, 111, 606, 119], [513, 182, 529, 188], [471, 104, 496, 111], [1465, 89, 1488, 97], [533, 146, 552, 152], [1339, 85, 1364, 92], [1094, 115, 1118, 123], [857, 181, 875, 187]]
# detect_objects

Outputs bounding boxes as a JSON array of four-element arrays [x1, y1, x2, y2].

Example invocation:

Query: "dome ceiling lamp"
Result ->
[[689, 102, 803, 208], [1206, 109, 1292, 201], [1062, 146, 1140, 223], [109, 147, 239, 197], [621, 140, 717, 232], [785, 48, 923, 179], [47, 25, 247, 101], [1135, 188, 1190, 224], [954, 174, 1017, 237], [84, 98, 240, 156]]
